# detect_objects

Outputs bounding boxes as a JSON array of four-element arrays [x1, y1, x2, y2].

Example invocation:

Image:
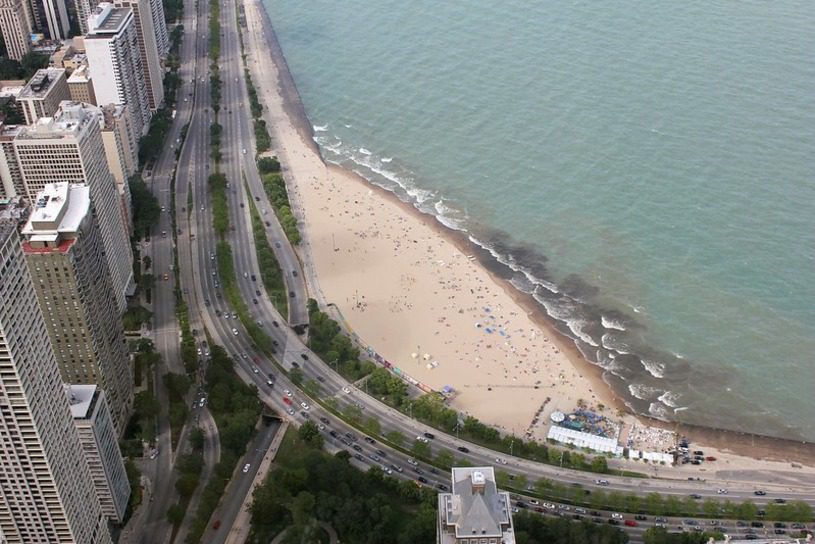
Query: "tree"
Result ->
[[257, 156, 280, 174], [363, 416, 381, 436], [133, 391, 160, 420], [385, 430, 405, 447], [736, 500, 757, 521], [681, 495, 699, 516], [290, 491, 315, 528], [343, 403, 362, 423], [590, 455, 609, 473], [435, 449, 454, 468], [163, 372, 190, 401], [702, 498, 719, 518], [298, 421, 323, 450], [411, 438, 430, 459], [166, 503, 186, 524], [289, 367, 303, 386], [0, 58, 22, 79], [129, 176, 160, 239], [20, 52, 48, 76], [143, 255, 152, 270], [645, 492, 664, 515], [190, 428, 205, 452]]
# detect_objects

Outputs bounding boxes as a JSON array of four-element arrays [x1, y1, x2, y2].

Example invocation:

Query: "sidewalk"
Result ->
[[224, 421, 289, 544]]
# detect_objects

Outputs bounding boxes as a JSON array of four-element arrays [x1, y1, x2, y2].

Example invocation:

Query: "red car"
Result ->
[[212, 520, 221, 529], [282, 397, 292, 405], [624, 520, 638, 527]]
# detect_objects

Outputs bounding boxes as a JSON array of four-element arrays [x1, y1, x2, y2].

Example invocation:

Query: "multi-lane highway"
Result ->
[[130, 0, 815, 540]]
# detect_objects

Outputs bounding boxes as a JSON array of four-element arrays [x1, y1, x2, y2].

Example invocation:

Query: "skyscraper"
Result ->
[[13, 101, 134, 313], [114, 0, 163, 110], [0, 0, 33, 61], [101, 104, 137, 232], [146, 0, 167, 56], [84, 3, 150, 136], [66, 384, 130, 523], [41, 0, 70, 40], [0, 225, 113, 544], [22, 182, 133, 433]]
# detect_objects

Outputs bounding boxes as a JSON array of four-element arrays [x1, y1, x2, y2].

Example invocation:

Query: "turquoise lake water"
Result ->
[[263, 0, 815, 440]]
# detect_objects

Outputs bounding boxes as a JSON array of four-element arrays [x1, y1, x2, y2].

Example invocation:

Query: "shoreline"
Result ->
[[246, 0, 815, 468]]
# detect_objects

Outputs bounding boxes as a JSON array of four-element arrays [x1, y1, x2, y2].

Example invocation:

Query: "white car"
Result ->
[[286, 408, 295, 415], [416, 435, 429, 443], [495, 457, 508, 465], [717, 488, 728, 495], [149, 449, 159, 459], [284, 389, 292, 397], [242, 463, 250, 473], [252, 366, 259, 374], [241, 353, 248, 359], [232, 328, 238, 336], [342, 386, 351, 394], [300, 402, 309, 410], [611, 513, 624, 520], [407, 458, 418, 466]]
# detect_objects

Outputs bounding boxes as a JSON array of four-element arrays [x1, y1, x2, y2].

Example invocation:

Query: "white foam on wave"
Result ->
[[640, 358, 665, 378], [673, 406, 689, 413], [628, 383, 661, 400], [567, 319, 600, 347], [381, 157, 393, 163], [648, 402, 671, 420], [359, 147, 372, 155], [466, 235, 560, 297], [601, 315, 626, 331], [658, 391, 680, 408], [601, 333, 631, 354], [432, 200, 465, 231], [313, 124, 328, 132]]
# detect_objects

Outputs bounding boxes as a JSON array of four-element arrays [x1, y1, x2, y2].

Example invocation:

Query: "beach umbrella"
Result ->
[[411, 352, 418, 359], [423, 353, 431, 360]]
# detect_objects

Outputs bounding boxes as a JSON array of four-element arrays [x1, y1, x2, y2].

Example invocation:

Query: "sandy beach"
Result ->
[[241, 0, 815, 474]]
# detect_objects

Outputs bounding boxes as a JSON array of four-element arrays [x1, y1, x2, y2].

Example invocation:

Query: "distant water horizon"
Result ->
[[263, 0, 815, 441]]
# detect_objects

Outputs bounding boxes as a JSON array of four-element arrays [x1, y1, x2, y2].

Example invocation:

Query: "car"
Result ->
[[289, 291, 295, 298], [284, 389, 292, 397], [266, 379, 273, 386], [300, 402, 309, 410], [251, 274, 256, 281], [390, 464, 403, 473], [316, 375, 325, 382], [255, 196, 260, 201], [241, 352, 248, 359], [342, 386, 351, 394], [611, 513, 623, 520], [291, 361, 299, 369], [286, 408, 295, 415], [457, 446, 469, 453], [495, 457, 508, 465], [255, 290, 261, 296], [345, 432, 357, 441], [595, 479, 609, 486], [416, 435, 429, 443], [253, 298, 258, 304], [149, 449, 159, 459], [231, 312, 238, 319], [407, 458, 418, 466], [364, 436, 376, 444], [736, 521, 748, 527], [376, 449, 387, 457], [751, 521, 764, 528], [774, 522, 787, 528], [368, 454, 380, 462], [319, 416, 330, 425], [717, 488, 728, 494], [607, 519, 619, 526], [683, 519, 699, 526], [773, 498, 787, 504], [243, 148, 247, 154], [744, 535, 758, 541], [381, 466, 393, 475], [709, 520, 719, 526], [212, 520, 221, 530], [265, 221, 271, 227], [353, 453, 364, 461], [275, 242, 281, 248], [352, 444, 362, 452], [542, 503, 555, 510], [417, 476, 428, 484], [232, 328, 238, 336], [242, 463, 250, 473], [282, 397, 292, 405], [273, 320, 279, 327], [300, 411, 310, 419], [624, 520, 638, 527], [328, 430, 338, 438], [754, 490, 767, 496], [252, 366, 259, 374], [634, 515, 647, 521], [689, 494, 702, 499]]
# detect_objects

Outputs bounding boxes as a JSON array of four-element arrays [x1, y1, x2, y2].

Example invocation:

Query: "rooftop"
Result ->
[[21, 183, 90, 247], [67, 63, 91, 84], [64, 384, 97, 419], [0, 196, 29, 226], [438, 467, 515, 544], [16, 101, 101, 140], [19, 68, 66, 100], [87, 3, 130, 35]]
